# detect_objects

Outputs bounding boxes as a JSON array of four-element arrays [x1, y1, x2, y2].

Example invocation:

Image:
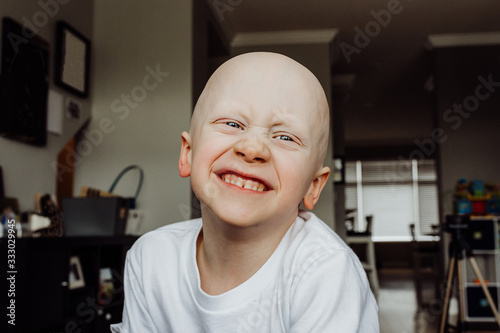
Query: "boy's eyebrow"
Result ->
[[269, 108, 304, 129], [207, 109, 247, 123], [208, 100, 246, 115]]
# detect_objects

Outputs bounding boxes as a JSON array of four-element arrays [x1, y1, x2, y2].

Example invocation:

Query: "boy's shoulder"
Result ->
[[291, 210, 352, 253], [284, 211, 362, 275]]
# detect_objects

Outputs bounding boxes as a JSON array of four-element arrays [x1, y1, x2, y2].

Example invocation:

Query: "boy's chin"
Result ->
[[202, 202, 298, 233], [209, 206, 265, 228]]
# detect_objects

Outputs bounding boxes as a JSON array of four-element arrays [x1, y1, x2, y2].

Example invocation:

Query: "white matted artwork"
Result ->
[[61, 30, 86, 92], [55, 21, 91, 98]]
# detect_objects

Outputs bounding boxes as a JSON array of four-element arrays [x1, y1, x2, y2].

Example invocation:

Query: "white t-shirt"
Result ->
[[111, 211, 379, 332]]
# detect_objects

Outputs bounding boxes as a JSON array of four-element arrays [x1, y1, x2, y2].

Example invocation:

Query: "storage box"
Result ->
[[466, 219, 497, 251], [62, 197, 128, 236], [466, 285, 499, 319]]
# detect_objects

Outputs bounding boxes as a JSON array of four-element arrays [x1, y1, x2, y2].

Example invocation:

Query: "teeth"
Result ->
[[235, 178, 243, 187], [221, 174, 266, 192]]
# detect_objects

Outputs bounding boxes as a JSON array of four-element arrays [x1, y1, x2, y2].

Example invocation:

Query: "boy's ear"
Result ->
[[302, 166, 330, 210], [179, 131, 192, 178]]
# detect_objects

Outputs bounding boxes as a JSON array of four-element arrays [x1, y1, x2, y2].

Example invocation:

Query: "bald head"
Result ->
[[191, 52, 330, 166]]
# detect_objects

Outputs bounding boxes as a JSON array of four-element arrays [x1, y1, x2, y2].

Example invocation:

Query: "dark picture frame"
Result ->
[[55, 21, 90, 98], [0, 17, 49, 146], [333, 156, 345, 184]]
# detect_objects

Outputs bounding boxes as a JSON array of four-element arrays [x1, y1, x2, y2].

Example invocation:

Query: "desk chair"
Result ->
[[346, 215, 379, 299], [409, 223, 440, 309]]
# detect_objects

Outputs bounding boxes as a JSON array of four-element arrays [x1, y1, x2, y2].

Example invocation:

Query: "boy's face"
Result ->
[[179, 53, 330, 229]]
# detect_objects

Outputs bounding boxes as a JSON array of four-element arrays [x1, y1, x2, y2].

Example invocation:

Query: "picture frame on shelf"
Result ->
[[55, 21, 90, 98], [333, 156, 345, 184], [69, 256, 85, 290]]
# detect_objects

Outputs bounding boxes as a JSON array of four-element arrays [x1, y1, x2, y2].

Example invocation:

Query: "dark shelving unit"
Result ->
[[1, 236, 137, 333]]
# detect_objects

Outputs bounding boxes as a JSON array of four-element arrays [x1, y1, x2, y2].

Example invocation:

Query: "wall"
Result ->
[[343, 94, 435, 147], [433, 44, 500, 216], [430, 40, 500, 279], [231, 40, 336, 229], [0, 0, 94, 211], [73, 0, 193, 233]]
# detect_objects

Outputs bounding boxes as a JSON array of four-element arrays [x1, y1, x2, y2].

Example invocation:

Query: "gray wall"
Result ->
[[0, 0, 94, 210], [434, 45, 500, 216], [73, 0, 193, 233], [431, 43, 500, 278]]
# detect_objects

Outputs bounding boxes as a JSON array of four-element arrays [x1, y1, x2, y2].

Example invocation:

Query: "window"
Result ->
[[346, 159, 439, 241]]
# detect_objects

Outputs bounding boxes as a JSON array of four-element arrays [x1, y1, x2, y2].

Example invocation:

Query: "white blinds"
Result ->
[[346, 159, 439, 241]]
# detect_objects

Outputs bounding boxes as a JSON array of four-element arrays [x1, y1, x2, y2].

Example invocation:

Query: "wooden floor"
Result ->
[[377, 269, 500, 333]]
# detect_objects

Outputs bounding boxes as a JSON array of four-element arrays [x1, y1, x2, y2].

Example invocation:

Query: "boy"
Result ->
[[111, 52, 379, 332]]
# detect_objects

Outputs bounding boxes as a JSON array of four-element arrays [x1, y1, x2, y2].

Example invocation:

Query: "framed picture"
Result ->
[[55, 21, 90, 98], [333, 156, 345, 184], [69, 256, 85, 290], [0, 17, 49, 146]]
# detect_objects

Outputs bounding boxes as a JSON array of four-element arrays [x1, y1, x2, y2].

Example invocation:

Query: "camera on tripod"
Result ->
[[444, 214, 470, 233], [444, 214, 497, 251], [439, 214, 500, 332]]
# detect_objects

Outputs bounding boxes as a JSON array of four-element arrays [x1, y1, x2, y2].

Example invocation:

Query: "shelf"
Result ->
[[458, 218, 500, 322], [472, 250, 500, 255], [465, 285, 499, 321], [0, 236, 137, 333]]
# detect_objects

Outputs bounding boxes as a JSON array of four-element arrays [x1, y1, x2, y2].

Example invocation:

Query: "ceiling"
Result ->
[[207, 0, 500, 145]]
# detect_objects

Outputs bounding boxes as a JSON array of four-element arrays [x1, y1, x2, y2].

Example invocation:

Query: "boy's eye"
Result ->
[[277, 135, 293, 142], [225, 122, 241, 129]]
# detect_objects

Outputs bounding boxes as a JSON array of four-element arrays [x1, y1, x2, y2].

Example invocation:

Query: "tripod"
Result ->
[[439, 223, 500, 333]]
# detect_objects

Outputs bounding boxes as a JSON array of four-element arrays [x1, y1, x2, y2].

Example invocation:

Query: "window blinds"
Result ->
[[345, 159, 439, 241]]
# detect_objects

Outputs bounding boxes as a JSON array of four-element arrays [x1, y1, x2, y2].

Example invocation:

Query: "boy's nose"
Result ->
[[233, 135, 270, 163]]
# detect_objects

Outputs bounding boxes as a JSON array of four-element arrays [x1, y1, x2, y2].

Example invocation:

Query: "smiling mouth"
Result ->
[[220, 173, 268, 192]]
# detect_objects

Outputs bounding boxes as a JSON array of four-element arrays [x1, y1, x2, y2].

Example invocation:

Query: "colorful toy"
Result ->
[[455, 179, 472, 214], [454, 179, 500, 216], [486, 183, 500, 214]]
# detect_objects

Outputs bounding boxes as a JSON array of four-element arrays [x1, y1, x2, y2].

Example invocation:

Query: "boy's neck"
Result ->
[[196, 207, 297, 296]]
